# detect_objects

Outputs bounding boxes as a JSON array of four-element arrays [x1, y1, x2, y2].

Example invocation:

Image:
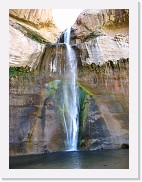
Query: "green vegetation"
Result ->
[[9, 66, 37, 79], [79, 88, 90, 128], [77, 88, 90, 149], [77, 82, 94, 96], [83, 32, 98, 42], [26, 127, 34, 142], [43, 80, 96, 149], [81, 97, 90, 129], [27, 31, 47, 44], [19, 24, 48, 44], [78, 63, 103, 78], [45, 80, 61, 98]]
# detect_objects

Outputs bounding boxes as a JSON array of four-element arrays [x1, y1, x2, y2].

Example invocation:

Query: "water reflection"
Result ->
[[65, 151, 81, 169], [10, 149, 129, 169]]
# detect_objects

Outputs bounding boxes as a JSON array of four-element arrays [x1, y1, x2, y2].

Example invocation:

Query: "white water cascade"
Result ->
[[63, 27, 79, 151]]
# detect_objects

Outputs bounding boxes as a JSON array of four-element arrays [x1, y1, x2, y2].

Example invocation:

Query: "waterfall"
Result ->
[[62, 27, 79, 151]]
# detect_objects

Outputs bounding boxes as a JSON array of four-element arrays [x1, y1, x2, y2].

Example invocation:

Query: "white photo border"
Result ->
[[0, 0, 139, 179]]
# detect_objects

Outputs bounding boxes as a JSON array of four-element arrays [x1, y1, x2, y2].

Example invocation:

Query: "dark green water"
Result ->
[[9, 149, 129, 169]]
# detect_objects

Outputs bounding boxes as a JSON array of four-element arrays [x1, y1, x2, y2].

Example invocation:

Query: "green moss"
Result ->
[[18, 24, 49, 44], [77, 81, 94, 96], [80, 96, 90, 129], [79, 139, 86, 147], [18, 25, 49, 44], [9, 66, 38, 79], [56, 105, 64, 121], [27, 31, 47, 44], [77, 83, 98, 148], [45, 81, 59, 98], [77, 87, 90, 140], [26, 128, 34, 142], [83, 32, 97, 42]]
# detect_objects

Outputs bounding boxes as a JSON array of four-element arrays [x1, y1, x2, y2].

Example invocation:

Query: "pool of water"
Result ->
[[9, 149, 129, 169]]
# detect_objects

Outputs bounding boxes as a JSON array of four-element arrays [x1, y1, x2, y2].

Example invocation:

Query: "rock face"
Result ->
[[9, 24, 45, 68], [74, 9, 129, 150], [72, 9, 129, 65], [75, 32, 128, 65], [73, 9, 129, 40], [9, 9, 61, 43], [9, 79, 66, 155], [9, 9, 61, 68], [77, 59, 129, 150], [10, 9, 54, 28], [9, 9, 129, 156]]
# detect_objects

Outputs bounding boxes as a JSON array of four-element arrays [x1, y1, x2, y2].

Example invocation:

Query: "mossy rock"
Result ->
[[19, 24, 48, 44], [9, 66, 38, 79]]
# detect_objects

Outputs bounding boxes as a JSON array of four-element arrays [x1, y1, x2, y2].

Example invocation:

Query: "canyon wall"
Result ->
[[73, 9, 129, 150], [9, 9, 61, 67], [9, 9, 129, 156]]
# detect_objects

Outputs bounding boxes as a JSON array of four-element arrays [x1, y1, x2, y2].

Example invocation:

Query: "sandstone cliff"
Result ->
[[72, 9, 129, 65], [9, 9, 61, 43], [73, 9, 129, 40], [9, 9, 61, 67]]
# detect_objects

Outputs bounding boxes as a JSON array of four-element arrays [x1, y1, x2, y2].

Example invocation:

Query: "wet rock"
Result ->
[[121, 143, 129, 149], [78, 82, 129, 151]]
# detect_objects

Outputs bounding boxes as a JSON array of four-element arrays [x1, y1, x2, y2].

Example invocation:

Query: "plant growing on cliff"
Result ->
[[9, 66, 37, 79], [19, 24, 48, 44], [83, 33, 98, 42], [27, 32, 47, 44]]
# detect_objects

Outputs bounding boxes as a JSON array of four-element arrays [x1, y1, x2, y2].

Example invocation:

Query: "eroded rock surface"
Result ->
[[73, 9, 129, 40], [9, 9, 61, 43], [72, 9, 129, 65], [9, 25, 45, 68], [75, 32, 129, 65], [9, 9, 61, 68]]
